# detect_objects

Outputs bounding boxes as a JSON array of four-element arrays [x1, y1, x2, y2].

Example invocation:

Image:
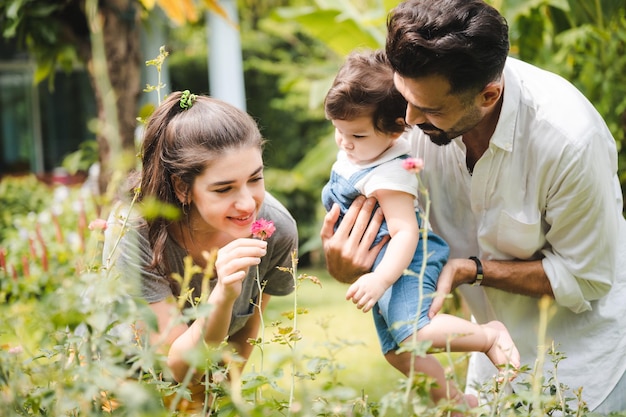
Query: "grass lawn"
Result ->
[[248, 267, 470, 404]]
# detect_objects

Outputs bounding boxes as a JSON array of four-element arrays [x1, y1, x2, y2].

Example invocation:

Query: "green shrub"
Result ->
[[1, 176, 620, 417], [0, 176, 50, 242]]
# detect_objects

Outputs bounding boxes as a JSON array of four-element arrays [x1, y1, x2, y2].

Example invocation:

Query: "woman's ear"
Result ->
[[171, 175, 189, 205]]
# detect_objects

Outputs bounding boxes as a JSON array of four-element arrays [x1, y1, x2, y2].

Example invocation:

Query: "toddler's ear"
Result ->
[[393, 117, 409, 138]]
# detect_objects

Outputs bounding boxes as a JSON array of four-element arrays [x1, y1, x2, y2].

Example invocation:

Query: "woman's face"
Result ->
[[188, 145, 265, 239]]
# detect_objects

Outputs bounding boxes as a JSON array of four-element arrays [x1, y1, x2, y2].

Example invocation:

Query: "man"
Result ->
[[320, 0, 626, 413]]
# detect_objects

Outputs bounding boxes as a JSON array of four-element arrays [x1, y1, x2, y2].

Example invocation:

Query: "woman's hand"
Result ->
[[213, 238, 267, 301], [320, 196, 388, 284]]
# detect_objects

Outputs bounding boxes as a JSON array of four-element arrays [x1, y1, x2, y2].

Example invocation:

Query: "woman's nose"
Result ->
[[235, 187, 256, 211]]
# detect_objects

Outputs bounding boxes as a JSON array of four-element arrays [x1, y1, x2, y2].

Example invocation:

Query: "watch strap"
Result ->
[[469, 256, 483, 286]]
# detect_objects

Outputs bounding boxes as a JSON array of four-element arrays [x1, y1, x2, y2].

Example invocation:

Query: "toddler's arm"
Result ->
[[346, 189, 419, 312]]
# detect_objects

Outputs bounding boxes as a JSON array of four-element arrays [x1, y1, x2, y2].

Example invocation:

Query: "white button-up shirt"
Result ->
[[408, 57, 626, 409]]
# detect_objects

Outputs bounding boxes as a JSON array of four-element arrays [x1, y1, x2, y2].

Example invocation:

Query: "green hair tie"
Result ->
[[179, 90, 196, 109]]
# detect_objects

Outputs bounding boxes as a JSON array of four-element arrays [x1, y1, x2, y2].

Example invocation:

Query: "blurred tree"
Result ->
[[162, 3, 336, 261], [270, 0, 626, 225], [0, 0, 226, 194], [498, 0, 626, 201]]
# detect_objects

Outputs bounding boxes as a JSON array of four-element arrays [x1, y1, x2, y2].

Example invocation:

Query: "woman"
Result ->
[[110, 91, 298, 408]]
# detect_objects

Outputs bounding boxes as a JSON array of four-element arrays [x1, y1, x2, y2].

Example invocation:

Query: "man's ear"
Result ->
[[171, 175, 189, 205], [480, 80, 503, 109]]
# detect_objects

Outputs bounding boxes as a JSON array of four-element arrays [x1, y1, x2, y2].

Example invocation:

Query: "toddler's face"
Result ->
[[332, 116, 399, 164]]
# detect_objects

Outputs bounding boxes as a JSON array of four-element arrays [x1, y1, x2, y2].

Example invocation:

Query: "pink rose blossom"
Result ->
[[251, 218, 276, 241], [402, 157, 425, 173], [8, 345, 23, 354], [88, 218, 108, 231]]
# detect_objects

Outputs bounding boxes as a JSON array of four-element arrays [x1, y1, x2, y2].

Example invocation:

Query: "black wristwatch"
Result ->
[[469, 256, 483, 286]]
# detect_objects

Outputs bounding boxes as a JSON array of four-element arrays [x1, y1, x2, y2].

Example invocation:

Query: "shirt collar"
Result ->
[[489, 57, 521, 153]]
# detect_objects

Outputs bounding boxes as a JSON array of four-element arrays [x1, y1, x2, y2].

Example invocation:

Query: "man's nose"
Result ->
[[406, 105, 426, 125]]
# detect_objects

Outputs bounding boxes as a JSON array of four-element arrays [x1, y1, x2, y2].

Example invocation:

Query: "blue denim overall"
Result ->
[[322, 160, 450, 353]]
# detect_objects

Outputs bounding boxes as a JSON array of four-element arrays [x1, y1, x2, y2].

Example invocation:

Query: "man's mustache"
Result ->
[[417, 123, 442, 132]]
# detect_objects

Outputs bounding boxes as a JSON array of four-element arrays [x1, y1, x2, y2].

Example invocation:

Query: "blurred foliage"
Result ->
[[0, 176, 172, 417], [265, 0, 626, 252], [164, 7, 337, 260], [0, 176, 50, 243], [4, 0, 625, 259], [62, 140, 99, 175], [0, 174, 611, 417], [499, 0, 626, 203], [163, 0, 626, 259], [1, 2, 626, 415], [141, 0, 228, 26], [0, 1, 85, 86]]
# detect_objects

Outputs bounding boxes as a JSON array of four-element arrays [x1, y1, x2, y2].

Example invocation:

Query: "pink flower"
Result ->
[[88, 218, 108, 231], [402, 157, 425, 173], [251, 218, 276, 240], [8, 345, 23, 355]]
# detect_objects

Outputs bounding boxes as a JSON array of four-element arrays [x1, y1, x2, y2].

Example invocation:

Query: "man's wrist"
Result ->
[[469, 256, 484, 286]]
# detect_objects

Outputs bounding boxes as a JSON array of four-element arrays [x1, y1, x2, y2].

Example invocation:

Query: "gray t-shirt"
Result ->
[[114, 192, 298, 335]]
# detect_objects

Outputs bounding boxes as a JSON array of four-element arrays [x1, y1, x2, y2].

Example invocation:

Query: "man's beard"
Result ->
[[417, 123, 452, 146]]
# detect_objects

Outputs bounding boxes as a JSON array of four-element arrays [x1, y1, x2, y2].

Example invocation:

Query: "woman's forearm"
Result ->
[[167, 293, 236, 382]]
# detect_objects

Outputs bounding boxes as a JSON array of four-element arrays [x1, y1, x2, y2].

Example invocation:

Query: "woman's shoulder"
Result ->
[[258, 192, 298, 247], [260, 192, 296, 227]]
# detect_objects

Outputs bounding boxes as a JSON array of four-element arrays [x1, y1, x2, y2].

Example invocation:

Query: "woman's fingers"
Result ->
[[215, 238, 267, 282]]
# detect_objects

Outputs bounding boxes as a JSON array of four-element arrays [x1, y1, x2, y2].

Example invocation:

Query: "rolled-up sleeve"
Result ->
[[541, 132, 618, 313]]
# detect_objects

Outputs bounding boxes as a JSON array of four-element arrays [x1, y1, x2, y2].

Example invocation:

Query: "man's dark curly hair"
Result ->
[[386, 0, 510, 95]]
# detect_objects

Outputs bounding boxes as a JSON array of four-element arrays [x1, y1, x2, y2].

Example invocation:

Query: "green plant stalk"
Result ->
[[594, 0, 604, 30], [531, 296, 551, 417], [550, 342, 567, 413], [288, 250, 299, 414], [254, 264, 266, 403], [144, 45, 169, 105], [167, 364, 198, 412], [403, 180, 430, 408]]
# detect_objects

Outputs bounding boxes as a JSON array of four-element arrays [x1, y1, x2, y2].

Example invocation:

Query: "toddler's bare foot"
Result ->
[[484, 320, 520, 380]]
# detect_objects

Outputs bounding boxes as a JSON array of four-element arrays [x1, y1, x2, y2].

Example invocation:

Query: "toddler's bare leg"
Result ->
[[419, 314, 520, 371], [483, 320, 520, 373]]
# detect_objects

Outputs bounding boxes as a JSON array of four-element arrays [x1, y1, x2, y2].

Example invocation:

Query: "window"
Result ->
[[0, 63, 42, 175], [0, 61, 96, 177]]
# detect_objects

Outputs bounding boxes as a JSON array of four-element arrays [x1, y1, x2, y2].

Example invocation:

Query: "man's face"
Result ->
[[393, 73, 484, 145]]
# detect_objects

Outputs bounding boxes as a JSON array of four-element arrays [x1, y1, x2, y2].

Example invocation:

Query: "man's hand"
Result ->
[[320, 196, 388, 284], [428, 258, 477, 318]]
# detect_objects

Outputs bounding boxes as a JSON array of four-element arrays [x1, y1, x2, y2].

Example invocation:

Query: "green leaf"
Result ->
[[6, 0, 26, 19], [291, 10, 381, 56], [33, 59, 54, 85]]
